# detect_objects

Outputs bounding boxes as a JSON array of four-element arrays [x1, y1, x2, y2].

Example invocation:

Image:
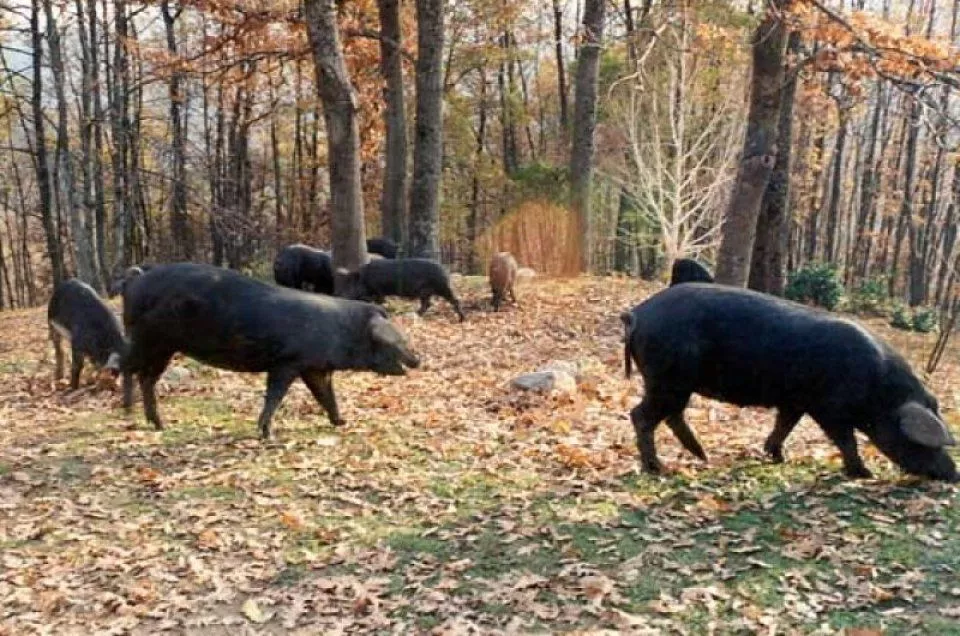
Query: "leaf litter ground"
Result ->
[[2, 276, 960, 634]]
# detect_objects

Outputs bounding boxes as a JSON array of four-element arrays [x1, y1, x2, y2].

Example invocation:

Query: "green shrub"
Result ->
[[890, 304, 938, 333], [785, 264, 843, 310], [912, 307, 938, 333], [891, 304, 912, 331], [846, 277, 889, 316]]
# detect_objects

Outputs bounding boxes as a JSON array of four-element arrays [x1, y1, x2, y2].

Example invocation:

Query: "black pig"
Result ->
[[274, 244, 334, 295], [621, 283, 957, 481], [122, 263, 420, 438], [340, 258, 465, 321], [107, 263, 154, 297], [669, 258, 713, 286], [48, 279, 126, 389], [367, 237, 399, 259]]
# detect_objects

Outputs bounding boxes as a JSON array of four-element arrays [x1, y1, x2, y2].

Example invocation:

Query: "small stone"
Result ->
[[511, 370, 577, 394]]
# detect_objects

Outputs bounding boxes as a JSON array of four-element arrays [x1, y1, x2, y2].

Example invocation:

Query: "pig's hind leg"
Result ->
[[665, 413, 707, 462], [630, 388, 692, 474], [763, 409, 802, 463]]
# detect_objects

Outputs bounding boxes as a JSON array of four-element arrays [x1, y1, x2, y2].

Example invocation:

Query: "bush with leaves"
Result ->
[[784, 264, 843, 310], [845, 277, 889, 316], [891, 304, 938, 333]]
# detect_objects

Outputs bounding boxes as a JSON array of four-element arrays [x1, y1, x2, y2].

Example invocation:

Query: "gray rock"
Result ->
[[511, 370, 577, 394]]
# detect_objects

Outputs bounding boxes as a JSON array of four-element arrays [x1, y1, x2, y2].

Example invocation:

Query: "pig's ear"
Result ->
[[899, 402, 957, 448]]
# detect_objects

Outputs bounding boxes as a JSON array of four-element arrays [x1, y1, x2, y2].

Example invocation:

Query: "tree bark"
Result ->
[[31, 0, 64, 286], [304, 0, 368, 277], [569, 0, 606, 273], [715, 3, 789, 286], [407, 0, 444, 260], [111, 0, 133, 269], [377, 0, 408, 246], [46, 0, 101, 288], [161, 0, 192, 260], [465, 69, 488, 275], [552, 0, 569, 132], [749, 31, 799, 296], [824, 107, 849, 264]]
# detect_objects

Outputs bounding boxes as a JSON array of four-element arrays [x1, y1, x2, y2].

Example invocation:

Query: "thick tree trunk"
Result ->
[[31, 0, 63, 286], [377, 0, 408, 246], [162, 0, 191, 260], [407, 0, 444, 260], [569, 0, 606, 272], [304, 0, 368, 277], [748, 31, 799, 296], [715, 3, 789, 286]]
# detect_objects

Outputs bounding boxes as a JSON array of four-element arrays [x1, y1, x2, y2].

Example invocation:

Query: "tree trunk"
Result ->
[[748, 31, 799, 296], [377, 0, 408, 246], [46, 0, 101, 288], [552, 0, 569, 132], [407, 0, 444, 260], [111, 0, 132, 269], [715, 3, 789, 286], [465, 69, 488, 275], [824, 107, 849, 264], [161, 0, 191, 260], [304, 0, 368, 276], [31, 0, 64, 286], [851, 82, 885, 280], [569, 0, 606, 273], [894, 99, 922, 301]]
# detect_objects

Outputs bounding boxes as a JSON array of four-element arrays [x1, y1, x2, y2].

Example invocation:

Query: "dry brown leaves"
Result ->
[[1, 277, 959, 633]]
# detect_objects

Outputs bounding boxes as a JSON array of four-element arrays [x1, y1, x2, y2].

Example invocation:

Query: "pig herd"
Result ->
[[43, 249, 958, 483]]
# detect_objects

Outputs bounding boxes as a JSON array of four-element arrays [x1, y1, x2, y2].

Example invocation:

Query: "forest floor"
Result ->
[[2, 276, 960, 634]]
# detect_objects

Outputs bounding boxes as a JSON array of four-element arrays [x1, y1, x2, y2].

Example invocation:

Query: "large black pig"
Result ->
[[274, 244, 335, 295], [48, 279, 126, 389], [621, 283, 958, 481], [340, 258, 465, 321], [122, 263, 420, 438]]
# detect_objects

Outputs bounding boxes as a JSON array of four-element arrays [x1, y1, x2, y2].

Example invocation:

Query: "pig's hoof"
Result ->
[[330, 418, 346, 427], [640, 459, 663, 475], [764, 444, 785, 464], [844, 465, 872, 479]]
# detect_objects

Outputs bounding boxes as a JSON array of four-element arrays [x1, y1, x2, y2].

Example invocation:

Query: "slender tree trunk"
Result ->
[[894, 99, 922, 301], [31, 0, 64, 286], [715, 3, 789, 286], [377, 0, 408, 246], [87, 0, 108, 278], [111, 0, 132, 269], [407, 0, 444, 260], [75, 0, 103, 289], [552, 0, 569, 132], [46, 0, 100, 288], [749, 31, 799, 295], [161, 0, 191, 260], [569, 0, 606, 272], [852, 82, 884, 280], [466, 69, 488, 275], [304, 0, 368, 276], [824, 107, 849, 264]]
